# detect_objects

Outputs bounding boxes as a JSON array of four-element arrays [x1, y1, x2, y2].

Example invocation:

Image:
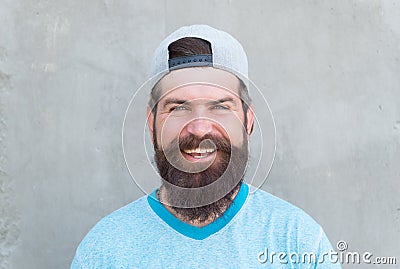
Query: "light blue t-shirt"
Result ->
[[71, 183, 341, 268]]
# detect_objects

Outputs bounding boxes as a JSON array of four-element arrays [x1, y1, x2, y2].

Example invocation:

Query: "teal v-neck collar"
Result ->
[[147, 183, 248, 240]]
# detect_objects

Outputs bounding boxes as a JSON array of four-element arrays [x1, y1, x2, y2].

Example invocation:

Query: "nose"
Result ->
[[185, 118, 213, 137]]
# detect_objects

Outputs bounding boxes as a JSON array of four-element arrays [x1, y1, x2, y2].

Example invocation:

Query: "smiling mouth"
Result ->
[[182, 147, 217, 160]]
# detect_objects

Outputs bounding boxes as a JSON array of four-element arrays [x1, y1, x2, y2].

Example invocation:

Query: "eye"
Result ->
[[212, 105, 229, 110], [170, 105, 188, 112]]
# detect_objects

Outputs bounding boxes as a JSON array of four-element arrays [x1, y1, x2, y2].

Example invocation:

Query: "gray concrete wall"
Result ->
[[1, 0, 399, 268]]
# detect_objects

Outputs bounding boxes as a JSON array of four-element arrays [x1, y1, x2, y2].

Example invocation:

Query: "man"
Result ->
[[71, 25, 341, 268]]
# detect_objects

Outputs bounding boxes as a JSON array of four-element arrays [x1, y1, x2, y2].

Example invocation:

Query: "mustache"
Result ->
[[177, 134, 231, 153]]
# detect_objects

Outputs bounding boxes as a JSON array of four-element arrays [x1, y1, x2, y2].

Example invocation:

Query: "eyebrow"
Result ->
[[162, 98, 188, 108], [208, 97, 235, 106], [162, 97, 236, 108]]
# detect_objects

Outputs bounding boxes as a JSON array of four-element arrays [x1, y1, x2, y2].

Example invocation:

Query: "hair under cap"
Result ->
[[149, 24, 249, 87]]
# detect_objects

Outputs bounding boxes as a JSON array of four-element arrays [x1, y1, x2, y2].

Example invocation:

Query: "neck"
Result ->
[[157, 184, 241, 227]]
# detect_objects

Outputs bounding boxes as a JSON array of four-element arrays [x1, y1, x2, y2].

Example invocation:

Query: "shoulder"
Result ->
[[248, 185, 316, 215], [241, 186, 337, 259], [243, 186, 325, 239], [80, 195, 151, 240], [71, 195, 152, 268], [93, 195, 149, 227]]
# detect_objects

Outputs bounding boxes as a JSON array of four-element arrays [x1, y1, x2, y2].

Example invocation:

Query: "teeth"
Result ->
[[183, 148, 216, 154]]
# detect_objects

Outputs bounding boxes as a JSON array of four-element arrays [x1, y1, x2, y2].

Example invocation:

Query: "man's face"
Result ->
[[147, 67, 254, 215], [149, 67, 252, 155]]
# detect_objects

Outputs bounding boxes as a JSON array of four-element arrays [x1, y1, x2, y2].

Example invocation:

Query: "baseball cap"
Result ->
[[148, 24, 249, 88]]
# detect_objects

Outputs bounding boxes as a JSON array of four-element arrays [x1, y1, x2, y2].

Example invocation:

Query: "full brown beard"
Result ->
[[154, 133, 248, 222]]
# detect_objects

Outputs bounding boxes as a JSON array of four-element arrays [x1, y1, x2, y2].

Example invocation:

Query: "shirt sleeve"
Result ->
[[70, 253, 85, 269]]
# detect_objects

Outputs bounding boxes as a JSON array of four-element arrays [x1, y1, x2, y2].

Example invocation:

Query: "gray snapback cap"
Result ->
[[149, 24, 249, 86]]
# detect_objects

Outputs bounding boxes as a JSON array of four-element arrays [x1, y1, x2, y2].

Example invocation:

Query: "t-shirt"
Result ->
[[71, 183, 342, 268]]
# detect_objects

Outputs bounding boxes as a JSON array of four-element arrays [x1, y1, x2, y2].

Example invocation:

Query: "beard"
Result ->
[[154, 132, 248, 222]]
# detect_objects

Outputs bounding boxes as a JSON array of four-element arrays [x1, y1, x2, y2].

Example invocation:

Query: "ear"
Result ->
[[246, 105, 255, 139], [147, 106, 155, 144]]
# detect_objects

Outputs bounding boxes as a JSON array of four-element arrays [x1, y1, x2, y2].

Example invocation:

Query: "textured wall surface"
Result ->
[[1, 0, 399, 268]]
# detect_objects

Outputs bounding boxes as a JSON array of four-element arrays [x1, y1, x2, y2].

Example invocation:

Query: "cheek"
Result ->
[[156, 116, 187, 147], [219, 116, 246, 145]]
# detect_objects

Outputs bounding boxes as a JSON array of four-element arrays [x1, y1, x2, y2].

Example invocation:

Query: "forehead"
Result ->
[[157, 67, 241, 101]]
